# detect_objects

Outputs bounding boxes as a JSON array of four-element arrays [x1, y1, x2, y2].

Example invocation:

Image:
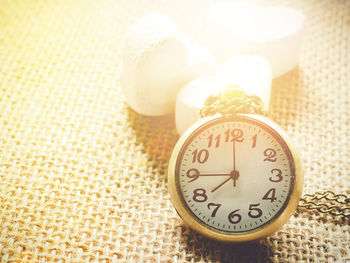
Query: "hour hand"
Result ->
[[186, 168, 231, 182], [211, 170, 240, 192], [211, 177, 232, 192]]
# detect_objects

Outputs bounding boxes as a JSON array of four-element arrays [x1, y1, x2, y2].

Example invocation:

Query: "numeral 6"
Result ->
[[228, 209, 242, 224]]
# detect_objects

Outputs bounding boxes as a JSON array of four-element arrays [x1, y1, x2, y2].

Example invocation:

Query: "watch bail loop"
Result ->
[[200, 85, 267, 118]]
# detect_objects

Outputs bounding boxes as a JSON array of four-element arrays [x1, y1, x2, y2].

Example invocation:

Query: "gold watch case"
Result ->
[[167, 114, 303, 242]]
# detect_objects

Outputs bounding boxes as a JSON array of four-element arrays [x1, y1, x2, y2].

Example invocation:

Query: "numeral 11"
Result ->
[[207, 134, 221, 148]]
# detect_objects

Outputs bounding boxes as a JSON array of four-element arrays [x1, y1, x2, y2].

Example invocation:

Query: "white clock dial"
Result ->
[[175, 115, 295, 234]]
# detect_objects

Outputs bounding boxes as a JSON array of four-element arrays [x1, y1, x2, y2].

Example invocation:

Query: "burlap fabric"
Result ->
[[0, 0, 349, 262]]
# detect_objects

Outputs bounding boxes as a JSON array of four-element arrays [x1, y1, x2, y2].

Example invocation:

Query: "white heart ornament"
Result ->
[[175, 76, 226, 135], [121, 13, 218, 116], [201, 2, 306, 77]]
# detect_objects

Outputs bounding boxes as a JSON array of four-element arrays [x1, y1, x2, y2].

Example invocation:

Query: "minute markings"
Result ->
[[178, 119, 293, 234]]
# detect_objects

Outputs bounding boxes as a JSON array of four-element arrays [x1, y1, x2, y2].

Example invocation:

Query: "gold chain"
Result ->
[[299, 191, 350, 218], [200, 87, 350, 219], [199, 87, 267, 118]]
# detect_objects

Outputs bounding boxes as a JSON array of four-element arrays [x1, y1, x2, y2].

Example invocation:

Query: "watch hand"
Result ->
[[233, 139, 236, 172], [211, 177, 232, 193], [232, 129, 242, 187], [198, 173, 232, 177], [231, 170, 240, 187], [186, 168, 231, 182], [210, 169, 240, 192]]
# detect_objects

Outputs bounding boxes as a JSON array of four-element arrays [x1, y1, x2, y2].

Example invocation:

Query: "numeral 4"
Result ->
[[263, 188, 277, 202]]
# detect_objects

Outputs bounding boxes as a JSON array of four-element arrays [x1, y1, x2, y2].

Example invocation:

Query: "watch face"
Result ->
[[174, 115, 296, 235]]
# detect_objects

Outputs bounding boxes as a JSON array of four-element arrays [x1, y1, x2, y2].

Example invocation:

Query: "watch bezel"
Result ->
[[167, 114, 303, 242]]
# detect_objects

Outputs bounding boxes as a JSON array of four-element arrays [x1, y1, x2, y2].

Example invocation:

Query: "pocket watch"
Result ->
[[167, 89, 304, 242]]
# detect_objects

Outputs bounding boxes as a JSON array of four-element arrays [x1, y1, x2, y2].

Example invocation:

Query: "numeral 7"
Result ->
[[207, 203, 221, 217]]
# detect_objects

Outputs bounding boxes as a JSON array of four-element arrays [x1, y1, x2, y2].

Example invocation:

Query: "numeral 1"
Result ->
[[251, 134, 257, 148], [224, 129, 230, 142]]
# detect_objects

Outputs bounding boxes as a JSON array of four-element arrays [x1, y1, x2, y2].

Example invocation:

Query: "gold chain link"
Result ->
[[200, 87, 350, 219], [199, 87, 267, 118], [299, 191, 350, 218]]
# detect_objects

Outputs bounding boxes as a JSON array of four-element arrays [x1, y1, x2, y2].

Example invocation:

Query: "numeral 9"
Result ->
[[186, 168, 200, 182]]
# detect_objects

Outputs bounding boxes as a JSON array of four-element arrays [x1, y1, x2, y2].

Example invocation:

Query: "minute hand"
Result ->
[[233, 139, 236, 171], [232, 131, 241, 187]]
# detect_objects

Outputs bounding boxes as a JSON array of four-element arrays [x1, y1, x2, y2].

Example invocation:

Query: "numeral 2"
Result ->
[[263, 148, 277, 162]]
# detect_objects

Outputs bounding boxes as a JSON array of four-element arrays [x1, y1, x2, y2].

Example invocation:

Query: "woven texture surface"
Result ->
[[0, 0, 349, 262]]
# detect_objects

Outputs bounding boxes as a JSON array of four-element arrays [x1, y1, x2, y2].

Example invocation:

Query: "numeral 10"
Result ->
[[192, 149, 209, 163]]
